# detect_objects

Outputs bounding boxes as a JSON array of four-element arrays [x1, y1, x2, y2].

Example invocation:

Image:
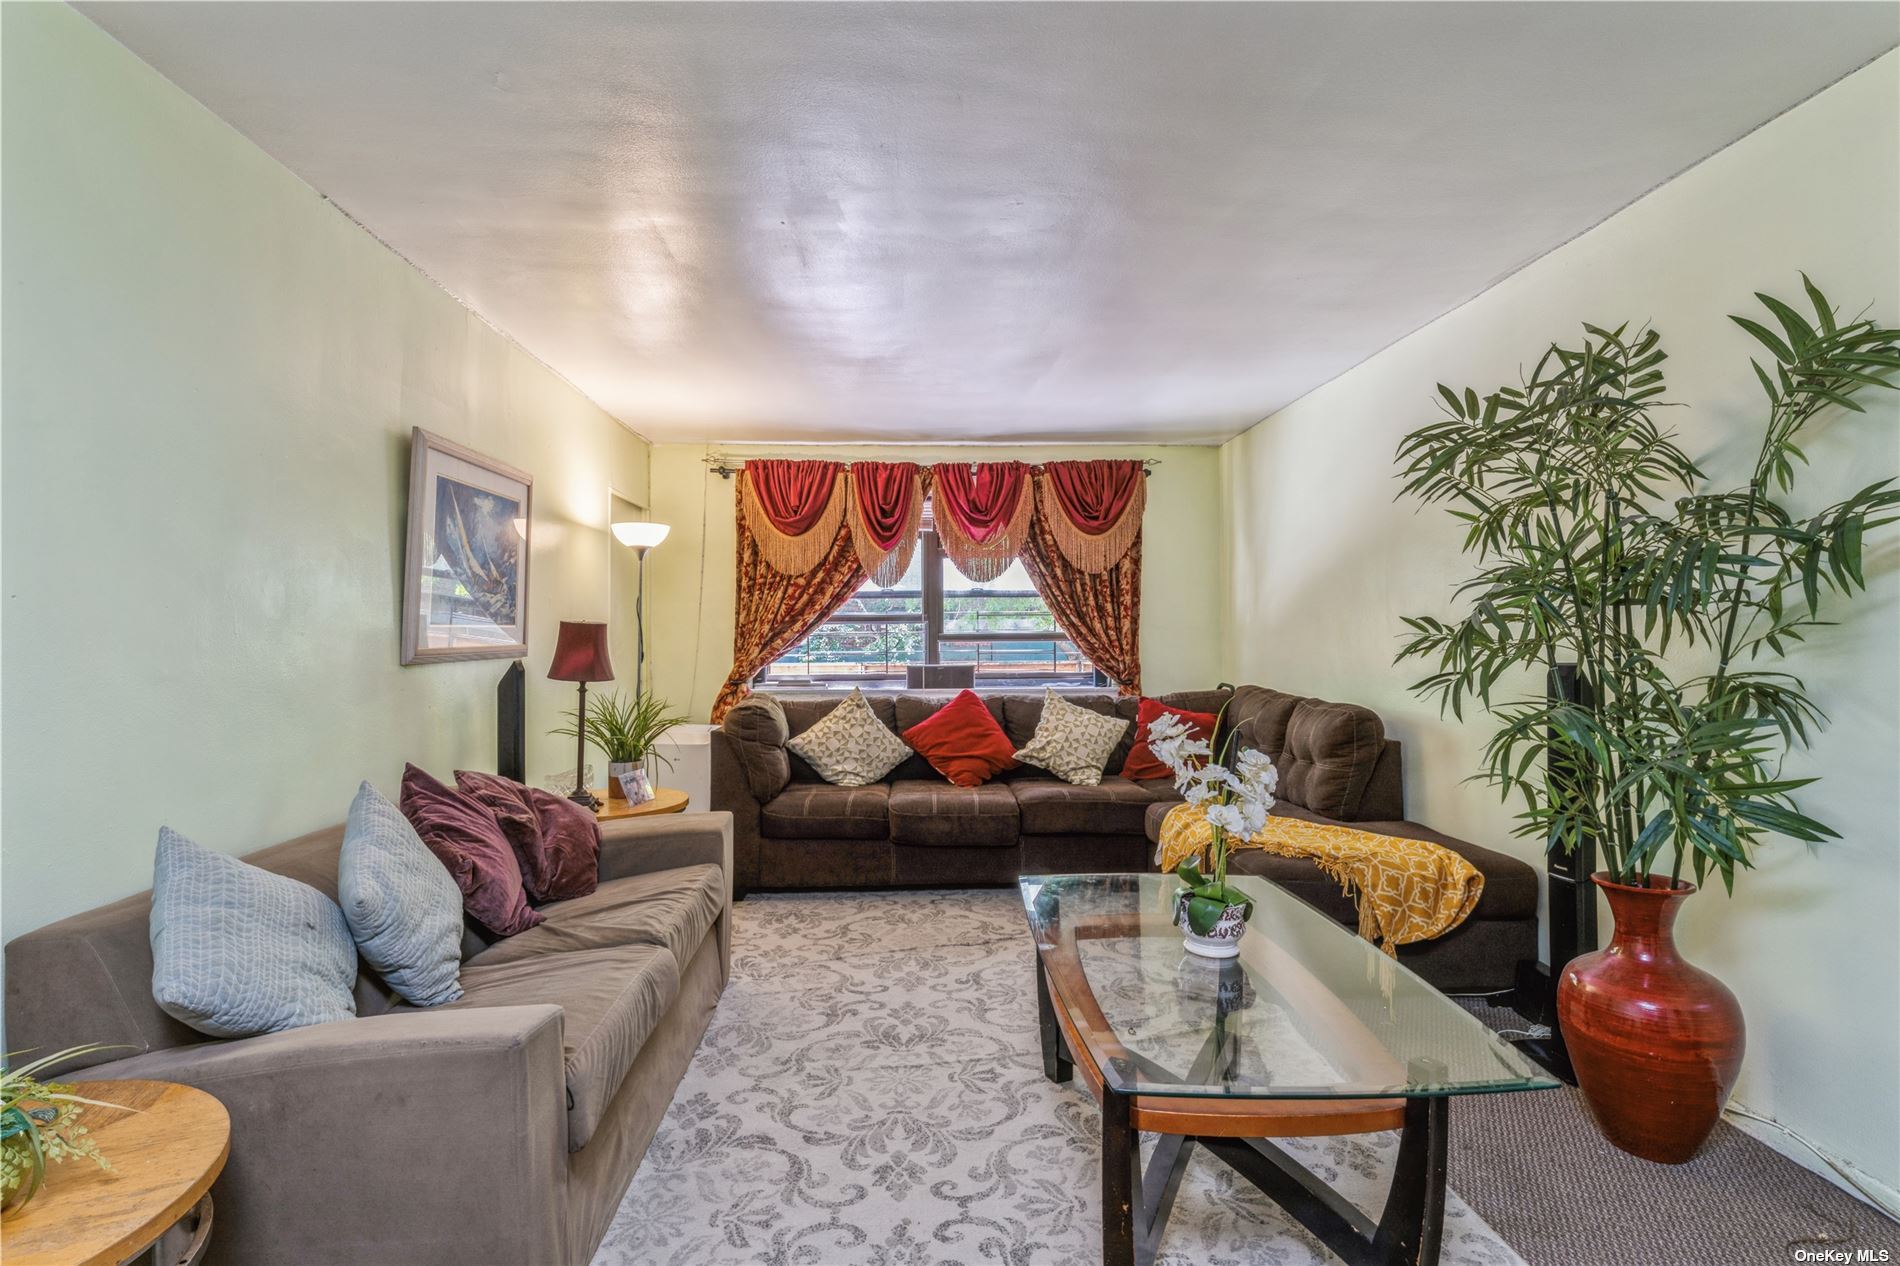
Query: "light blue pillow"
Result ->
[[338, 781, 464, 1006], [150, 827, 357, 1038]]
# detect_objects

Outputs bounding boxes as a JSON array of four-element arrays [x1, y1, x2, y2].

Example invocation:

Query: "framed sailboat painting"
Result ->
[[401, 427, 532, 664]]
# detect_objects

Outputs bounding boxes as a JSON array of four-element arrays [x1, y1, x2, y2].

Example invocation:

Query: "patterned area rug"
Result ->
[[594, 889, 1524, 1266]]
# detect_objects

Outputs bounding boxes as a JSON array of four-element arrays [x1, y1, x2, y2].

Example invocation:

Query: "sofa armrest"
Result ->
[[597, 810, 732, 887], [710, 731, 764, 896], [77, 1006, 569, 1266]]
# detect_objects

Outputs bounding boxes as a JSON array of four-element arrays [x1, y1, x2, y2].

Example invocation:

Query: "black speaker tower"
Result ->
[[1509, 663, 1597, 1083], [498, 661, 526, 783]]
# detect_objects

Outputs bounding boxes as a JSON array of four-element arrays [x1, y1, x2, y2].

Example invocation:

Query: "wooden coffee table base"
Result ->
[[1037, 957, 1449, 1266]]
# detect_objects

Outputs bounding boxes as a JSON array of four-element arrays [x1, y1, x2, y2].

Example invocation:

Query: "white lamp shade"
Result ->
[[612, 520, 670, 550]]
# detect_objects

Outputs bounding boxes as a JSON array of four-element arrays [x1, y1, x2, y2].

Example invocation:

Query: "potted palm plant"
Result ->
[[551, 692, 687, 801], [1395, 276, 1899, 1161]]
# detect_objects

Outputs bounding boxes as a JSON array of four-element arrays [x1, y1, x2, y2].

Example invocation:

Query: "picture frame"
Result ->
[[401, 427, 533, 665]]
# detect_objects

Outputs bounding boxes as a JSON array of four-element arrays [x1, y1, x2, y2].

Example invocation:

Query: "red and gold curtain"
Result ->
[[717, 456, 1146, 716], [846, 462, 928, 587], [930, 461, 1034, 583], [739, 459, 847, 576], [1036, 459, 1146, 573], [1020, 470, 1143, 695], [714, 461, 865, 721]]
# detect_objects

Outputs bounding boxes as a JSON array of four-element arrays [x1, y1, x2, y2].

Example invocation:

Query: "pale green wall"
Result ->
[[1219, 53, 1900, 1198], [0, 5, 651, 944], [643, 442, 1224, 720]]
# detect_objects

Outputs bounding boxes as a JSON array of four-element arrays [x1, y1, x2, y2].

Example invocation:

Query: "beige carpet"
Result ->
[[594, 888, 1524, 1265]]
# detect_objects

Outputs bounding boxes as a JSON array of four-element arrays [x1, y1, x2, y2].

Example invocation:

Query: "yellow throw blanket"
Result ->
[[1157, 803, 1484, 955]]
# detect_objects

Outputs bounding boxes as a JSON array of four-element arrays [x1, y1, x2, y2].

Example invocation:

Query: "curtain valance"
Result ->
[[1036, 459, 1146, 573], [929, 461, 1035, 583], [846, 461, 928, 587], [739, 459, 847, 576]]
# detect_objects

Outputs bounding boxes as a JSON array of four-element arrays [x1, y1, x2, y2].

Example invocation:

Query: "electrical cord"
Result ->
[[1721, 1101, 1900, 1223]]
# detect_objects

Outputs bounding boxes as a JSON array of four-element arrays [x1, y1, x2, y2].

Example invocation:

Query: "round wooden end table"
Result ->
[[1, 1079, 229, 1266], [594, 786, 690, 821]]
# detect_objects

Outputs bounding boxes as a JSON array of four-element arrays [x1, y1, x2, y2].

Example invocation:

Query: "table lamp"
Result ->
[[548, 619, 614, 808], [610, 520, 669, 702]]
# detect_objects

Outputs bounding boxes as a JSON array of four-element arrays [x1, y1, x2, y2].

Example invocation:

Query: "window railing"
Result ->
[[760, 533, 1098, 688]]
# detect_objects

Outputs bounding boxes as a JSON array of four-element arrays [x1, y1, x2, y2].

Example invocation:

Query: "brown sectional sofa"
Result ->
[[712, 684, 1536, 992], [4, 811, 734, 1266]]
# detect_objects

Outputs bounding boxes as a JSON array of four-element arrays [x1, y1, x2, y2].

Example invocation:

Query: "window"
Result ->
[[761, 529, 1099, 687]]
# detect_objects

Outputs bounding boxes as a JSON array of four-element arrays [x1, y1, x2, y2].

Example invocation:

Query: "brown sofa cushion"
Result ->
[[1157, 688, 1234, 717], [888, 779, 1019, 847], [443, 943, 679, 1151], [721, 696, 792, 802], [761, 783, 891, 840], [1013, 777, 1160, 836], [1280, 699, 1385, 820], [1221, 686, 1304, 766], [1223, 687, 1385, 820], [465, 864, 726, 972]]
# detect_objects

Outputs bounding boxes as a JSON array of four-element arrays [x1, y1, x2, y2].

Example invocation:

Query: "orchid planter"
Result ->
[[1171, 887, 1253, 959], [1146, 706, 1277, 961]]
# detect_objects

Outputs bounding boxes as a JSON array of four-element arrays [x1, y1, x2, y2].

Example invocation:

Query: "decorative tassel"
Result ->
[[1036, 470, 1145, 573], [741, 467, 846, 576]]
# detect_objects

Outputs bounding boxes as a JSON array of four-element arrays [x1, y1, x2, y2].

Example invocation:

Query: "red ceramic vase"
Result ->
[[1557, 873, 1745, 1164]]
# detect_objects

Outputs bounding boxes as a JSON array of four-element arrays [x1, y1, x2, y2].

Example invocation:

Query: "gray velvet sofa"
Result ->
[[712, 684, 1536, 992], [4, 811, 734, 1266]]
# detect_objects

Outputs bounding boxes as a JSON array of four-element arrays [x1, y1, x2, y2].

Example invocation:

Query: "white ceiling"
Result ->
[[81, 2, 1898, 445]]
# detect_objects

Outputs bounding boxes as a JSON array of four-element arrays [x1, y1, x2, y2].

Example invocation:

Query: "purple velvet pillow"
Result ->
[[399, 764, 542, 937], [454, 770, 601, 904]]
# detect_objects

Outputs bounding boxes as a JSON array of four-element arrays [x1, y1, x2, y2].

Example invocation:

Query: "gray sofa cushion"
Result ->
[[1013, 777, 1161, 836], [888, 779, 1019, 848], [761, 784, 891, 840], [150, 827, 358, 1037], [466, 864, 726, 973], [443, 943, 680, 1151], [338, 782, 464, 1006]]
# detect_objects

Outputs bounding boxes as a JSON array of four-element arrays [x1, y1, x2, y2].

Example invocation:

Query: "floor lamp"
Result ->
[[611, 520, 670, 702]]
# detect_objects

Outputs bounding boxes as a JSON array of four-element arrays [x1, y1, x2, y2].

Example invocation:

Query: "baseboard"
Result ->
[[1724, 1102, 1900, 1222]]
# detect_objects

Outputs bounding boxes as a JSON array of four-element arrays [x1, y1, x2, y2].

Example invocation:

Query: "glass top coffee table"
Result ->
[[1022, 873, 1557, 1266]]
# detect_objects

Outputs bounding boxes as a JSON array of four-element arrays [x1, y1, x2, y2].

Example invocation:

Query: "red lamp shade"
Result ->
[[547, 621, 614, 682]]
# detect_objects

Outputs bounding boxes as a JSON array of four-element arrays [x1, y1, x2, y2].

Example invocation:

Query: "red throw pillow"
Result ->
[[400, 763, 542, 936], [455, 770, 601, 904], [902, 690, 1018, 788], [1120, 698, 1218, 782]]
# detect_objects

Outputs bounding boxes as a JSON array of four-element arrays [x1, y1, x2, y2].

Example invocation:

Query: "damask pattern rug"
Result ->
[[593, 889, 1524, 1266]]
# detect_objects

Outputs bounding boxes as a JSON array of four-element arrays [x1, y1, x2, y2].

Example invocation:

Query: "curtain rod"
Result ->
[[701, 455, 1160, 480]]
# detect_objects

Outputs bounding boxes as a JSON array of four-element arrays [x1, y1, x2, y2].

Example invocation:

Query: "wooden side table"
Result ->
[[594, 786, 690, 821], [1, 1080, 229, 1266]]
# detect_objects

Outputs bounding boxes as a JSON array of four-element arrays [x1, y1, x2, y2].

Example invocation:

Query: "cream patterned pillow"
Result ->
[[1013, 689, 1130, 786], [787, 688, 910, 786]]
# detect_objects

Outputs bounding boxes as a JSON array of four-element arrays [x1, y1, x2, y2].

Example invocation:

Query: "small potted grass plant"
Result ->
[[1148, 710, 1279, 958], [2, 1046, 128, 1215], [552, 692, 687, 801]]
